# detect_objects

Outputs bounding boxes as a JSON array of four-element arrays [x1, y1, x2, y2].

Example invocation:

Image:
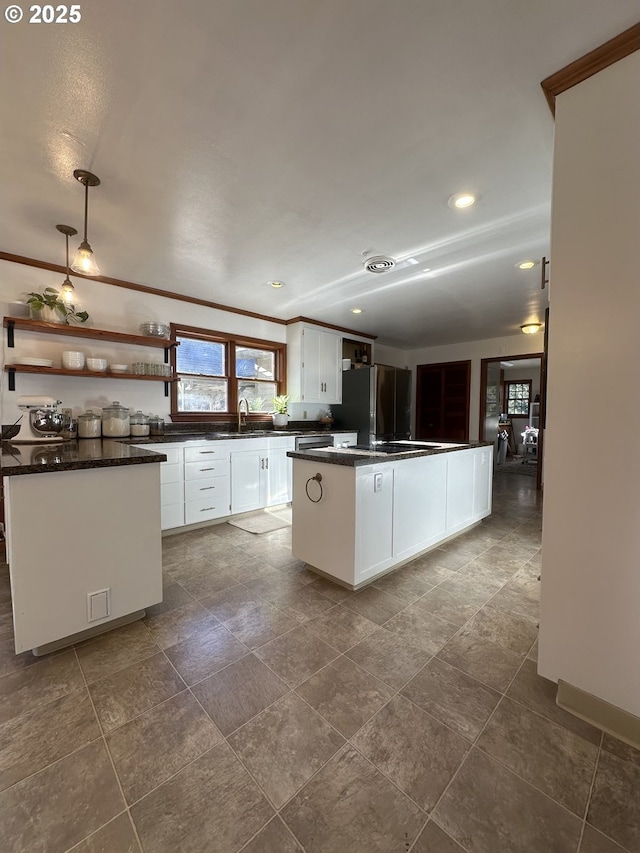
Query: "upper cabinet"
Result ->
[[286, 322, 342, 405]]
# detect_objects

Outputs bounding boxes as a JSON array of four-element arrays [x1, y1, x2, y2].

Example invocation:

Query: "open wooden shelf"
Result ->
[[4, 364, 178, 382], [3, 316, 179, 349]]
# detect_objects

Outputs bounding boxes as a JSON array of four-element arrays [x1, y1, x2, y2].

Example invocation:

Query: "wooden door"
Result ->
[[416, 361, 471, 441]]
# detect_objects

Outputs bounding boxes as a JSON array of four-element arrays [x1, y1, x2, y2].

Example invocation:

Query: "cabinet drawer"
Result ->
[[160, 462, 182, 485], [185, 459, 230, 480], [161, 480, 184, 507], [185, 475, 227, 503], [141, 444, 183, 465], [161, 503, 184, 531], [185, 486, 230, 524], [184, 444, 231, 463]]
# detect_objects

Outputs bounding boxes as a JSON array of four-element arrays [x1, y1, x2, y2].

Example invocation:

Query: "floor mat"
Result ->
[[495, 456, 537, 477], [228, 507, 292, 534]]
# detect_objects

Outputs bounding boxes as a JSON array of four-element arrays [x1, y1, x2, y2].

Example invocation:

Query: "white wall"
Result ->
[[539, 53, 640, 716], [407, 334, 543, 440], [0, 261, 286, 426]]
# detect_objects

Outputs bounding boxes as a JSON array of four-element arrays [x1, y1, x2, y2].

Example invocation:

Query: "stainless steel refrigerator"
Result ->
[[332, 365, 412, 444]]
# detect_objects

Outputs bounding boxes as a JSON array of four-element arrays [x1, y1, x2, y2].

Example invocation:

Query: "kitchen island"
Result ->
[[288, 441, 493, 589], [1, 439, 166, 654]]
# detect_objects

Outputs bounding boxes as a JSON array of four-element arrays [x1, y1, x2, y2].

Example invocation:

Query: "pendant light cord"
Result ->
[[83, 181, 89, 242]]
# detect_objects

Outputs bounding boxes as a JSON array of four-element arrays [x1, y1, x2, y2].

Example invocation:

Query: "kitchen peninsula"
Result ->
[[2, 440, 165, 654], [288, 442, 493, 588]]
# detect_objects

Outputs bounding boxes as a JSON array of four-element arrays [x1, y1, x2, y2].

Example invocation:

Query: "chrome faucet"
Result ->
[[237, 398, 249, 432]]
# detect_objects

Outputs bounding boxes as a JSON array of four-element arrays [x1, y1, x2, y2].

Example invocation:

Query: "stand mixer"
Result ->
[[14, 396, 67, 443]]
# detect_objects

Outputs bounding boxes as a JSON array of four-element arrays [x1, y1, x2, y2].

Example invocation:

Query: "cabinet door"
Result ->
[[473, 447, 493, 518], [319, 331, 342, 403], [445, 449, 475, 533], [301, 327, 342, 403], [393, 455, 447, 560], [266, 448, 292, 506], [231, 450, 266, 513]]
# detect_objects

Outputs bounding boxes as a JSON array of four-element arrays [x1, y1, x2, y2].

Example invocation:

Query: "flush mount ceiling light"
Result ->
[[56, 224, 78, 302], [70, 169, 101, 276], [268, 280, 285, 288], [448, 192, 476, 209], [516, 260, 538, 270], [351, 308, 363, 314], [520, 322, 542, 334]]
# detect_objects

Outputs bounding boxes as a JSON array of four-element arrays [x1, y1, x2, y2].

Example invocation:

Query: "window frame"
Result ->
[[504, 380, 532, 418], [170, 323, 287, 422]]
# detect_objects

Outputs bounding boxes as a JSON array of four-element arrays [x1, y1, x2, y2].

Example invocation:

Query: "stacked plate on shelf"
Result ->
[[13, 357, 54, 368]]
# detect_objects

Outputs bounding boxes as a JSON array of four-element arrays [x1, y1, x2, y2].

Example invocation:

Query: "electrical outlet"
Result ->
[[303, 410, 307, 419], [374, 472, 383, 492]]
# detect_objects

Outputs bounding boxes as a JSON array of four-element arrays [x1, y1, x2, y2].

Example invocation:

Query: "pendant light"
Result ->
[[70, 169, 101, 276], [56, 224, 78, 303]]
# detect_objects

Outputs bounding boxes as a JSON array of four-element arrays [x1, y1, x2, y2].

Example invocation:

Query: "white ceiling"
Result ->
[[1, 1, 637, 348]]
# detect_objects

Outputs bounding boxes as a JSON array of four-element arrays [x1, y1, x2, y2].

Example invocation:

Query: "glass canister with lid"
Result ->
[[101, 401, 131, 437], [148, 415, 165, 436], [78, 409, 102, 438], [130, 410, 150, 437]]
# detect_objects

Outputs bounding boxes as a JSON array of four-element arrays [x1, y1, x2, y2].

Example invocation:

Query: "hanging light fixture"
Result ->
[[56, 224, 78, 303], [70, 169, 101, 276], [520, 322, 542, 334]]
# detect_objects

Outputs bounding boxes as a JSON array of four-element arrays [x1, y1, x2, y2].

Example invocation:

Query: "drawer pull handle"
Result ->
[[201, 507, 215, 512], [200, 467, 216, 471], [200, 486, 215, 491], [199, 451, 217, 455]]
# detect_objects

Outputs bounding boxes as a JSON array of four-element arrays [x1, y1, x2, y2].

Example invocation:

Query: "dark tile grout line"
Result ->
[[71, 644, 147, 853]]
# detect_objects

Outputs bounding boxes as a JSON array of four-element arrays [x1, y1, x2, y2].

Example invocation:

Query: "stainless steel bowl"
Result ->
[[30, 410, 66, 436]]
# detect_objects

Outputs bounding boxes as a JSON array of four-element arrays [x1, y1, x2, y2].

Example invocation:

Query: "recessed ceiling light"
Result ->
[[423, 268, 431, 273], [449, 192, 476, 209], [516, 260, 537, 270], [268, 280, 285, 288], [351, 308, 363, 314], [520, 322, 542, 335]]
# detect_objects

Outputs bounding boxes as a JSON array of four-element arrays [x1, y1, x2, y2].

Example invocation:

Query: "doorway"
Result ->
[[416, 360, 471, 442], [479, 353, 544, 489]]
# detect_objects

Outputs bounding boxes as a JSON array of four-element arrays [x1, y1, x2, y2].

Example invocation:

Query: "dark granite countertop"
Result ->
[[288, 441, 493, 467], [1, 439, 166, 477], [120, 429, 355, 444]]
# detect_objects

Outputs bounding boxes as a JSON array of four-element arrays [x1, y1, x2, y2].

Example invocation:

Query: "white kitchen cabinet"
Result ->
[[231, 440, 268, 514], [231, 437, 295, 512], [292, 445, 493, 588], [141, 442, 185, 530], [445, 448, 475, 534], [286, 322, 342, 404], [266, 436, 296, 506], [473, 446, 492, 518], [184, 441, 231, 523]]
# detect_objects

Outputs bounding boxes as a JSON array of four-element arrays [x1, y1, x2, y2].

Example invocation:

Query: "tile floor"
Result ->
[[1, 472, 638, 852]]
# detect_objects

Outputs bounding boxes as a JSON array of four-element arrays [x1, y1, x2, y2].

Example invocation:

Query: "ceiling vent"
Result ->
[[363, 254, 396, 274]]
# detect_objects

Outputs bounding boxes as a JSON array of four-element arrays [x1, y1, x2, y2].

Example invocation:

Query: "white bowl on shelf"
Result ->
[[62, 350, 85, 370], [110, 364, 128, 373], [86, 357, 108, 373]]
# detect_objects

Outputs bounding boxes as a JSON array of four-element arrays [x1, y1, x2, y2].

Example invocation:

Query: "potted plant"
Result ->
[[25, 287, 89, 325], [271, 394, 290, 427]]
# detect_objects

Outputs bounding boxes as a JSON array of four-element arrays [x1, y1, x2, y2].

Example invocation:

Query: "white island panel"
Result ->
[[393, 453, 447, 561], [5, 463, 162, 654]]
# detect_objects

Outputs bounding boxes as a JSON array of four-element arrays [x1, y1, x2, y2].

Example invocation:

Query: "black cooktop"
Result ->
[[353, 444, 415, 454]]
